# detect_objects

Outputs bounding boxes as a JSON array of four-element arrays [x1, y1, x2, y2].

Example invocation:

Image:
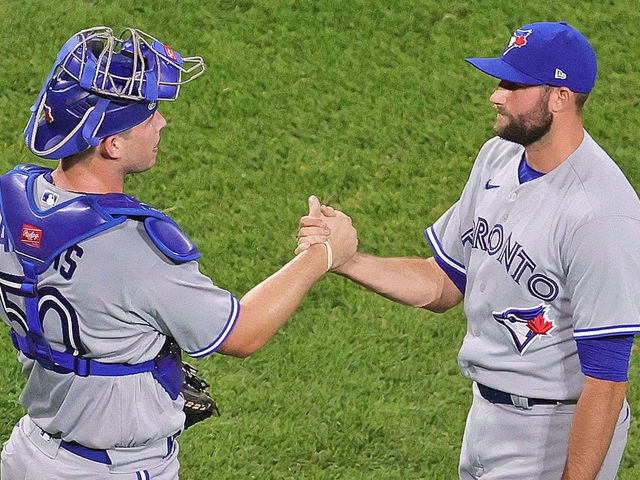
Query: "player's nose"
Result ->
[[489, 86, 506, 105], [153, 111, 168, 130]]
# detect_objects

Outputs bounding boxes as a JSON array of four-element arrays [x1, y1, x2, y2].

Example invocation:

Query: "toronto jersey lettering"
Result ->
[[425, 132, 640, 400], [461, 217, 559, 302]]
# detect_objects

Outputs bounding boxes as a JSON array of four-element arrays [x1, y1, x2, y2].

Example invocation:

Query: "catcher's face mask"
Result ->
[[24, 26, 206, 160]]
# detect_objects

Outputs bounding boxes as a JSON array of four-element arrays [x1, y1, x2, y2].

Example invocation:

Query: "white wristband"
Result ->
[[323, 241, 333, 271]]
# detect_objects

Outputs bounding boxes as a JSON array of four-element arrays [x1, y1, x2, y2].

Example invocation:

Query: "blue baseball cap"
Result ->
[[466, 22, 597, 93]]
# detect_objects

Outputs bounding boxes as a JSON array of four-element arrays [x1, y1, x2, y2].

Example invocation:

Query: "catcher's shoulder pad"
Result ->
[[143, 216, 200, 263], [11, 164, 52, 176], [98, 194, 201, 263], [0, 167, 199, 265]]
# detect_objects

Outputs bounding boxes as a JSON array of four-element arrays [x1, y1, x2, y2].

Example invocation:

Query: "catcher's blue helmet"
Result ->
[[24, 27, 206, 160]]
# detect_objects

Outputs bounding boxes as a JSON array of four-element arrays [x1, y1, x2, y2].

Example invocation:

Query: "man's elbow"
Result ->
[[218, 347, 252, 358], [422, 302, 451, 314], [419, 291, 463, 313], [216, 336, 265, 358]]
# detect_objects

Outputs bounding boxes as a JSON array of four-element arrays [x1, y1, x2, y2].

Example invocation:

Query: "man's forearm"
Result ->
[[218, 244, 328, 357], [562, 376, 627, 479], [335, 253, 462, 311]]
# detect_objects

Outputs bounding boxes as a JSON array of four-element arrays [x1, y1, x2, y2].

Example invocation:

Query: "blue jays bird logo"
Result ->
[[493, 304, 555, 354], [44, 105, 54, 123], [502, 29, 532, 56]]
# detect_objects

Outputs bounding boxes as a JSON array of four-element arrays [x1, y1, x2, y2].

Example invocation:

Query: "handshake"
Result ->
[[295, 195, 358, 272]]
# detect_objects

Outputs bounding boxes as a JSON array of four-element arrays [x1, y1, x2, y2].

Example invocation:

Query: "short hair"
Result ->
[[544, 85, 589, 114], [574, 92, 590, 112], [62, 146, 96, 165]]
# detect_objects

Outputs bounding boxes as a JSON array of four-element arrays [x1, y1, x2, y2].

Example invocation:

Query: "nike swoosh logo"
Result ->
[[485, 180, 500, 190]]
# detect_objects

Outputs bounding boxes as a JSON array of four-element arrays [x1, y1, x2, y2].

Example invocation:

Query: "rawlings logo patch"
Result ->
[[493, 304, 555, 354], [503, 28, 532, 56], [21, 224, 43, 248]]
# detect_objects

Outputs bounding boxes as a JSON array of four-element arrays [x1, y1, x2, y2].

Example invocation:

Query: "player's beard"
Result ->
[[494, 89, 553, 146]]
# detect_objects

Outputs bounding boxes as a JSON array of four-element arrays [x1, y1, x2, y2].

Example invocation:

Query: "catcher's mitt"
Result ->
[[182, 362, 220, 429]]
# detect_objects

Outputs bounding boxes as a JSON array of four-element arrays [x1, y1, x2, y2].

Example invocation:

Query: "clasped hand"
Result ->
[[296, 196, 358, 271]]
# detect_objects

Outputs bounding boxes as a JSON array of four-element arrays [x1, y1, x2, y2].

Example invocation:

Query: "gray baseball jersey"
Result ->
[[0, 173, 239, 449], [425, 131, 640, 400]]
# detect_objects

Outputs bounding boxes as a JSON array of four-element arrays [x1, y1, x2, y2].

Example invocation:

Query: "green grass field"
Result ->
[[2, 0, 640, 478]]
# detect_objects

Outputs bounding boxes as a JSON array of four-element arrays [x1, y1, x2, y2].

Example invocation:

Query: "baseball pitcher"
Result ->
[[298, 21, 640, 480]]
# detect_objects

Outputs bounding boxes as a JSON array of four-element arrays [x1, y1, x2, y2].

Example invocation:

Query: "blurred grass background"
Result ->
[[1, 0, 640, 478]]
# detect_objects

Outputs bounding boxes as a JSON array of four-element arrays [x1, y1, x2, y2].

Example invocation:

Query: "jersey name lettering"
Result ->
[[461, 216, 559, 301], [52, 245, 84, 280], [0, 213, 11, 253]]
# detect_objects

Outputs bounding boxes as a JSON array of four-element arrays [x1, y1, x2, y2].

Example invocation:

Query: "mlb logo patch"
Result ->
[[42, 190, 59, 206], [21, 224, 43, 248]]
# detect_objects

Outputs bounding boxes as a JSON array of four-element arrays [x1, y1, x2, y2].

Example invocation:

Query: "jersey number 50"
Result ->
[[0, 271, 86, 356]]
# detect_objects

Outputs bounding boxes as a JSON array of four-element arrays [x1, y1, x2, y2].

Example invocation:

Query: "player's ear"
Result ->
[[99, 135, 123, 159], [549, 86, 573, 114]]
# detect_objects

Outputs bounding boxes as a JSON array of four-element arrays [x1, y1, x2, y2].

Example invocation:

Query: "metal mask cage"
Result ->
[[24, 26, 206, 159], [56, 26, 206, 101]]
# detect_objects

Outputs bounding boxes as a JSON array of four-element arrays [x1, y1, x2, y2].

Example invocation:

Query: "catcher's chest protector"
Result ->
[[0, 164, 199, 397]]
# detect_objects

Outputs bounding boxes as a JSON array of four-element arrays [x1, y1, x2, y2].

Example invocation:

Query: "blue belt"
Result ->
[[477, 383, 574, 407], [57, 435, 176, 465], [60, 440, 112, 464]]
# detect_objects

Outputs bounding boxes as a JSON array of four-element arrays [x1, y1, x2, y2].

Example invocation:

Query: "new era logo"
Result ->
[[554, 68, 567, 80], [21, 224, 43, 248]]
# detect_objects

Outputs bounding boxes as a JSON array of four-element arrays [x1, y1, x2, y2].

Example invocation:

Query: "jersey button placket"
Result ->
[[502, 191, 517, 222]]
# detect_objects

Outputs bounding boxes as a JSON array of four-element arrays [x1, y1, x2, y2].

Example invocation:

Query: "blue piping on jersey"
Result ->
[[188, 292, 240, 358], [424, 225, 467, 294], [574, 324, 640, 339]]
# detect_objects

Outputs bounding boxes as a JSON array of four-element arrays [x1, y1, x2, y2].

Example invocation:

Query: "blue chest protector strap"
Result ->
[[0, 164, 200, 399]]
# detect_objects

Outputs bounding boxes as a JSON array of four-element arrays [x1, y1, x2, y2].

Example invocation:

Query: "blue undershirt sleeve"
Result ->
[[575, 335, 635, 382]]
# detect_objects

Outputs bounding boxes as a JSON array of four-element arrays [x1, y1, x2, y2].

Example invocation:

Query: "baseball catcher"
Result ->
[[0, 25, 356, 480]]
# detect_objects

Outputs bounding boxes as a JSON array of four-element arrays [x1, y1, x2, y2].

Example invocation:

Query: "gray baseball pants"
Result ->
[[459, 382, 630, 479], [1, 416, 180, 480]]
